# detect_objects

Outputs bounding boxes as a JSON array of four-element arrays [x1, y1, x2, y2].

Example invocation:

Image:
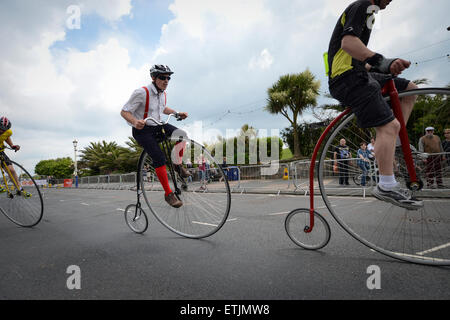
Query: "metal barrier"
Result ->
[[55, 152, 450, 195]]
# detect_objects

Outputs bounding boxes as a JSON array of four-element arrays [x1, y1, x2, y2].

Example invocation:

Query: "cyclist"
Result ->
[[327, 0, 422, 209], [120, 65, 189, 208], [0, 117, 29, 196]]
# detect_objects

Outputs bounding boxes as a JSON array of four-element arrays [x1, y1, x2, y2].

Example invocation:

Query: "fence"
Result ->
[[51, 152, 450, 195]]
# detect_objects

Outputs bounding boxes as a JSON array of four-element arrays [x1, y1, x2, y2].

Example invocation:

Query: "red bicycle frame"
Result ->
[[306, 79, 419, 233]]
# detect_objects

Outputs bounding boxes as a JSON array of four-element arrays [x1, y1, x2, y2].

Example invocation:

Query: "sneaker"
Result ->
[[0, 186, 5, 193], [16, 189, 32, 198], [372, 184, 423, 210], [174, 164, 191, 178], [165, 192, 183, 208]]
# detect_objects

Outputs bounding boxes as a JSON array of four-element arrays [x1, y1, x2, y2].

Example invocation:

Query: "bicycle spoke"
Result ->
[[140, 138, 231, 238], [0, 161, 43, 227]]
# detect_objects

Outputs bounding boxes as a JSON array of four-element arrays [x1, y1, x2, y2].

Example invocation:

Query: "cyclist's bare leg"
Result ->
[[398, 82, 418, 127], [6, 165, 20, 190], [376, 82, 418, 175], [375, 119, 400, 176]]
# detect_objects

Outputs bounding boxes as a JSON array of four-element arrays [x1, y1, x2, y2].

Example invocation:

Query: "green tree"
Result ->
[[117, 137, 143, 173], [35, 157, 73, 179], [80, 141, 126, 175], [407, 91, 449, 146], [210, 125, 283, 165], [265, 69, 320, 158]]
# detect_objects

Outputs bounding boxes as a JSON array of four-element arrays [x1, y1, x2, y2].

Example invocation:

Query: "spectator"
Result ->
[[357, 142, 371, 187], [197, 154, 207, 189], [418, 127, 445, 189], [334, 138, 351, 186]]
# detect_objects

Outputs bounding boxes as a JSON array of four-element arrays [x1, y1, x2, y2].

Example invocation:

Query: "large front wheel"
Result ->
[[317, 88, 450, 265], [0, 160, 44, 227], [139, 138, 231, 239]]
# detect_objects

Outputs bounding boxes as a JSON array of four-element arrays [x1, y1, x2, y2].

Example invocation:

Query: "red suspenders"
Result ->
[[142, 87, 166, 120]]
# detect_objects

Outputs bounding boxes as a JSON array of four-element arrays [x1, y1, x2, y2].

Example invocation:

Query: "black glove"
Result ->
[[365, 53, 398, 74]]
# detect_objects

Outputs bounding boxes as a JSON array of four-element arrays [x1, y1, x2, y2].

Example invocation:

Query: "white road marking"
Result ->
[[268, 211, 289, 216], [81, 203, 90, 206], [116, 208, 125, 212], [192, 221, 218, 227]]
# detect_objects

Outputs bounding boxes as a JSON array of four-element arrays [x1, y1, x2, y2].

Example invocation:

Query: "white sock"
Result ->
[[378, 175, 398, 190]]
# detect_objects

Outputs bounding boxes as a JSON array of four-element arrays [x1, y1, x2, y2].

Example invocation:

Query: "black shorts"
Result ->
[[329, 71, 410, 128], [0, 151, 12, 166], [132, 124, 188, 168]]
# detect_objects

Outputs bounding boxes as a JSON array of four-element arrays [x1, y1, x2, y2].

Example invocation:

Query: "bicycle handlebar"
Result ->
[[1, 146, 18, 152], [143, 113, 182, 126]]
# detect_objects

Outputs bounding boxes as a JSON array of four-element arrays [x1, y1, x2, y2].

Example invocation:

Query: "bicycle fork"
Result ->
[[0, 162, 21, 198], [307, 109, 352, 233], [382, 80, 422, 191]]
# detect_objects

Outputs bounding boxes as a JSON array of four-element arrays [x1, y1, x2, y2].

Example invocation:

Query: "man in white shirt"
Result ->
[[121, 65, 189, 208]]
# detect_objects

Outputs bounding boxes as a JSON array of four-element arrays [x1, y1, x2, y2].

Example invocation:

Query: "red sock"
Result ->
[[155, 165, 173, 196]]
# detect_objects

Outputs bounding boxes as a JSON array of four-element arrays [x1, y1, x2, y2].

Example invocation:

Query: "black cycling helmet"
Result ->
[[0, 117, 11, 131], [150, 64, 174, 78]]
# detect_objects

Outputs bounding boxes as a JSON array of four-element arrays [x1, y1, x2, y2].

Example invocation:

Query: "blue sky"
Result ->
[[0, 0, 449, 174]]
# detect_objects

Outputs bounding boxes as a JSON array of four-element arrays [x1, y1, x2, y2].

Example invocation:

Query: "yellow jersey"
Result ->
[[0, 129, 12, 151]]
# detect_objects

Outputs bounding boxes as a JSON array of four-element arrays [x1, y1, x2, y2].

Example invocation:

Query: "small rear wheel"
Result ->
[[285, 209, 331, 250], [124, 204, 148, 234]]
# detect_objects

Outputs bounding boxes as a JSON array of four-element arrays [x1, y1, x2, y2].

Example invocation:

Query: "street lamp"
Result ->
[[73, 139, 78, 188]]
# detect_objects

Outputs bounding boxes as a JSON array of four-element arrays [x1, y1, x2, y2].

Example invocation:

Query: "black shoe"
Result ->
[[372, 185, 423, 210], [165, 192, 183, 208], [174, 164, 191, 178]]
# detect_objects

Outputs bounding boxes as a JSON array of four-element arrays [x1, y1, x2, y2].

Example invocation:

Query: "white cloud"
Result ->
[[0, 0, 135, 172], [80, 0, 132, 22]]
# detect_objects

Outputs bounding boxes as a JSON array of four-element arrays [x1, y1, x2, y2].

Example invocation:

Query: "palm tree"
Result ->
[[265, 69, 320, 158], [80, 141, 124, 175], [117, 137, 143, 172]]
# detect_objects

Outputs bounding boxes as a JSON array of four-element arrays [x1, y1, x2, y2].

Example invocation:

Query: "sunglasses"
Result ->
[[157, 75, 171, 81]]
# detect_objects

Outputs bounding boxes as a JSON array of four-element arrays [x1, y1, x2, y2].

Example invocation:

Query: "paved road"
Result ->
[[0, 188, 449, 300]]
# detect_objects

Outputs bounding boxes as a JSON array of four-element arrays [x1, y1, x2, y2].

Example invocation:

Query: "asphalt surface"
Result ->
[[0, 188, 449, 300]]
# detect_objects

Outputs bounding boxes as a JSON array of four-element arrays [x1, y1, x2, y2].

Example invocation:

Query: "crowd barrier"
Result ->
[[47, 152, 449, 195]]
